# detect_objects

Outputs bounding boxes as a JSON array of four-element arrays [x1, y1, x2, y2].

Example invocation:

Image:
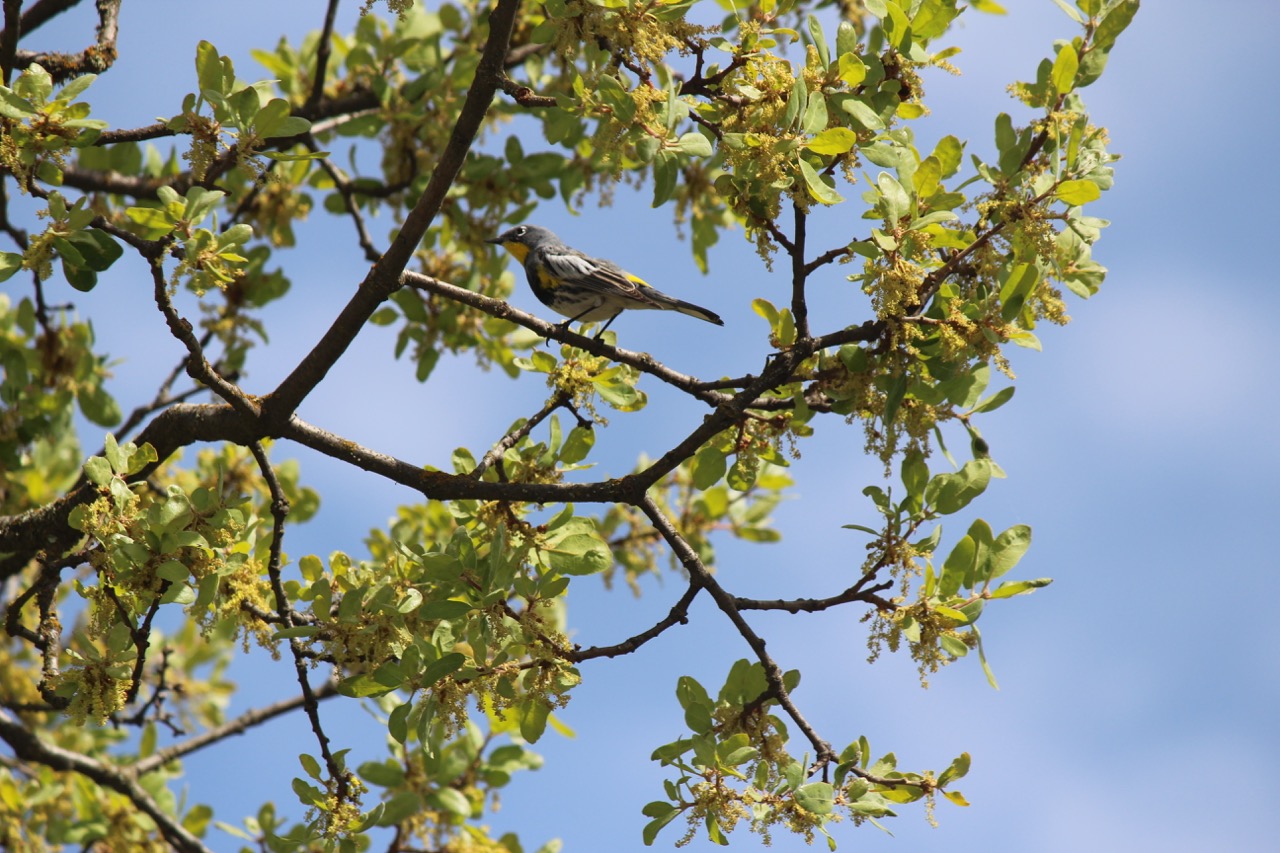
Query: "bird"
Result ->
[[486, 224, 723, 338]]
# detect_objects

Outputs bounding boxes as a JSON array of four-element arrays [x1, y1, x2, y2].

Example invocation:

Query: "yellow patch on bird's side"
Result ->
[[536, 267, 561, 289], [625, 273, 651, 288], [502, 241, 530, 263]]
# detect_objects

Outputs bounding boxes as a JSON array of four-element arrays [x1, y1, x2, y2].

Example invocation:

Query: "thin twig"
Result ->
[[312, 143, 382, 262], [149, 259, 259, 422], [570, 581, 702, 661], [471, 391, 574, 479], [134, 681, 340, 776], [638, 494, 838, 773], [248, 440, 348, 802]]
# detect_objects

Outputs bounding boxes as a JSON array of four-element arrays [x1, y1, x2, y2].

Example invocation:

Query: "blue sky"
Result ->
[[9, 1, 1278, 851]]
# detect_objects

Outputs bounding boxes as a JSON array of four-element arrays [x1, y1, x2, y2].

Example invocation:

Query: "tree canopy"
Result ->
[[0, 0, 1136, 850]]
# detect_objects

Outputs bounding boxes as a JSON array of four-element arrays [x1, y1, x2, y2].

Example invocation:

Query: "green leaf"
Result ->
[[882, 373, 907, 424], [801, 90, 828, 134], [559, 425, 594, 464], [1093, 0, 1139, 54], [0, 251, 22, 282], [77, 382, 121, 426], [0, 89, 36, 119], [901, 448, 928, 501], [988, 524, 1031, 579], [417, 599, 472, 620], [1051, 43, 1079, 94], [336, 671, 399, 698], [795, 781, 835, 815], [938, 751, 971, 785], [642, 804, 680, 845], [932, 134, 964, 177], [806, 15, 830, 68], [427, 787, 471, 818], [1056, 179, 1101, 205], [924, 459, 992, 515], [84, 456, 112, 486], [989, 577, 1052, 598], [806, 127, 858, 155], [841, 96, 884, 130], [1050, 0, 1084, 23], [691, 445, 727, 490], [911, 0, 963, 41], [518, 698, 550, 743], [876, 172, 911, 222], [63, 264, 97, 293], [63, 228, 123, 272], [999, 262, 1039, 321], [939, 534, 974, 598], [971, 386, 1014, 414], [675, 131, 713, 158], [387, 702, 411, 745], [291, 778, 325, 808], [195, 41, 225, 95], [974, 627, 1000, 689], [155, 560, 189, 583], [652, 150, 678, 207], [784, 75, 807, 131], [798, 158, 843, 205], [546, 531, 611, 576], [837, 52, 867, 87], [913, 155, 942, 199]]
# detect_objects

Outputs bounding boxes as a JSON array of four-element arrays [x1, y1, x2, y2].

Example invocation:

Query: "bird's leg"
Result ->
[[593, 311, 623, 340]]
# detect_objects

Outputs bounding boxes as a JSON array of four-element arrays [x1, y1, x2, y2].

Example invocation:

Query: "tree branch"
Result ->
[[264, 0, 523, 421], [305, 0, 341, 115], [9, 0, 120, 84], [0, 708, 215, 853], [570, 581, 702, 661], [248, 440, 350, 803], [637, 494, 838, 770], [790, 201, 811, 341], [471, 391, 574, 479], [733, 580, 896, 614], [134, 681, 339, 776], [0, 0, 22, 85]]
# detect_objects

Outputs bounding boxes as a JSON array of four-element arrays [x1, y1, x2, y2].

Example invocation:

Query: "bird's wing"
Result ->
[[540, 249, 660, 305]]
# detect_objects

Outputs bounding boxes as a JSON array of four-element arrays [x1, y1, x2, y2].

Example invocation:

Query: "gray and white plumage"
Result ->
[[486, 225, 723, 333]]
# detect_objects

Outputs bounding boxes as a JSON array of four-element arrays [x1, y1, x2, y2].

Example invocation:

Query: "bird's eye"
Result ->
[[516, 226, 526, 236]]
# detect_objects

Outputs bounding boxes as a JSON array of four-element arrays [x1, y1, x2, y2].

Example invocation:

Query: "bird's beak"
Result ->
[[484, 236, 503, 245]]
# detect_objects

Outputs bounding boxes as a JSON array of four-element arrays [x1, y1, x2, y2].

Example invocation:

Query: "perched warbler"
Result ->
[[486, 225, 723, 337]]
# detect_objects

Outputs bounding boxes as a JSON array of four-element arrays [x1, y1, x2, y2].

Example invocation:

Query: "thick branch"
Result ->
[[0, 0, 21, 85], [9, 0, 119, 83], [0, 708, 214, 853], [265, 0, 522, 420], [305, 0, 341, 114], [790, 201, 811, 340]]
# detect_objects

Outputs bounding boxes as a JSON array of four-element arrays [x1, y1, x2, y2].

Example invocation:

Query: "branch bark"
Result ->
[[0, 708, 215, 853], [265, 0, 523, 420]]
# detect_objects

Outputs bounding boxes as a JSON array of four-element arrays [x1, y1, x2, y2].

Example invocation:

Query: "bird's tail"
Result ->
[[661, 295, 723, 326]]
